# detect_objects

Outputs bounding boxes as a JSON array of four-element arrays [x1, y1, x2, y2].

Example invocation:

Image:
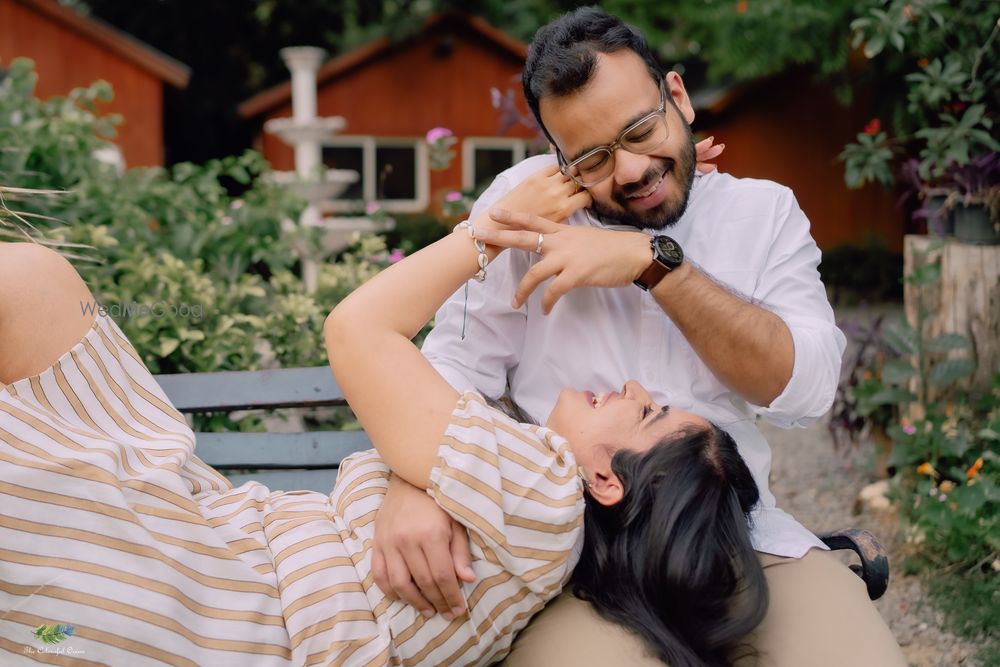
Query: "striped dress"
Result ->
[[0, 313, 585, 666]]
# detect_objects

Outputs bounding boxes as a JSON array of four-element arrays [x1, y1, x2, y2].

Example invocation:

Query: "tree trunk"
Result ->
[[904, 235, 1000, 398]]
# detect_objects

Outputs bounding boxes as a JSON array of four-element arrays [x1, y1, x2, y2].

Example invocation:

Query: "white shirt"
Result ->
[[422, 154, 846, 557]]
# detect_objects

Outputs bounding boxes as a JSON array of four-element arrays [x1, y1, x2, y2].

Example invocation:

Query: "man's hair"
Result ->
[[573, 424, 768, 666], [522, 6, 664, 143]]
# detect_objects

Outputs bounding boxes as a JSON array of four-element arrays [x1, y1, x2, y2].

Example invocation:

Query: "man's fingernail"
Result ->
[[718, 144, 725, 149], [442, 612, 454, 621], [422, 609, 435, 618], [708, 135, 714, 142], [491, 207, 509, 220], [452, 606, 466, 617]]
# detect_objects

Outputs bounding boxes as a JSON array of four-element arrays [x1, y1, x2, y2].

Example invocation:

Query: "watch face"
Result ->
[[653, 236, 683, 266]]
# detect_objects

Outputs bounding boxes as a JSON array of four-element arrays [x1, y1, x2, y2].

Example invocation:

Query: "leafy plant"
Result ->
[[32, 624, 75, 645]]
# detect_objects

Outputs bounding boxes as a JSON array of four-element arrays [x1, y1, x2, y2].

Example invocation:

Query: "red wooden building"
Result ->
[[0, 0, 189, 166], [239, 12, 536, 216], [240, 12, 902, 250]]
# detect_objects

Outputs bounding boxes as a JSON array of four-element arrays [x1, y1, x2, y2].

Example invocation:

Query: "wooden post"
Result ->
[[904, 235, 1000, 397]]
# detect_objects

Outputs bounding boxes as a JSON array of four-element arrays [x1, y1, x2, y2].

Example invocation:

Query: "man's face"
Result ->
[[540, 51, 697, 230]]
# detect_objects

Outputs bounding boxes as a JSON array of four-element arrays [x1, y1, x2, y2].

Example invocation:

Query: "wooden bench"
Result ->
[[153, 365, 890, 601]]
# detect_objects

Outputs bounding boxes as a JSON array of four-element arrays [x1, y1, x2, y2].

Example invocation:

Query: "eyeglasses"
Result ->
[[557, 82, 669, 188]]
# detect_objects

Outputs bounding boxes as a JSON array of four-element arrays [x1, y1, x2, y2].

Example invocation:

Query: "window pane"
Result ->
[[322, 146, 364, 200], [474, 147, 516, 188], [375, 145, 417, 200]]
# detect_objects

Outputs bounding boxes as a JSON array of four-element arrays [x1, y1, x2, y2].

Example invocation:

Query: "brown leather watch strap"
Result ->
[[634, 260, 671, 291]]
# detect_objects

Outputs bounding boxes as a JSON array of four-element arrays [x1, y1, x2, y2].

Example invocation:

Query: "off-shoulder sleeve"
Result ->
[[427, 391, 585, 596]]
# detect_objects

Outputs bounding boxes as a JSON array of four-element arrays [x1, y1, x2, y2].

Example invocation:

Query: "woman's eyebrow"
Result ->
[[646, 405, 671, 427]]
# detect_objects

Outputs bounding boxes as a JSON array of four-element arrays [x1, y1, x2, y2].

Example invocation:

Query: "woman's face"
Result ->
[[546, 379, 709, 504]]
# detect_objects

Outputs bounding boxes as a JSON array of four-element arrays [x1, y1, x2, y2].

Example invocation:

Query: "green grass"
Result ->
[[926, 569, 999, 667]]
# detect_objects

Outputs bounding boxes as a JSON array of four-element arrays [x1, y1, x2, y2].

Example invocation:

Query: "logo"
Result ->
[[32, 624, 75, 645]]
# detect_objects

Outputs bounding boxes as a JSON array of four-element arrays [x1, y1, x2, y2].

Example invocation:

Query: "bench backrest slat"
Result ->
[[154, 366, 364, 493], [196, 431, 372, 469], [156, 366, 345, 412]]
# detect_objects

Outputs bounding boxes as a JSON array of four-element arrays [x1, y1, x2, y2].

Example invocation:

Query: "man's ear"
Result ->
[[587, 469, 625, 507], [665, 71, 695, 125]]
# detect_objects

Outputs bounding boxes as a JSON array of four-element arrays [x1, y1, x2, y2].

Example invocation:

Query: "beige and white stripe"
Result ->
[[0, 314, 584, 665]]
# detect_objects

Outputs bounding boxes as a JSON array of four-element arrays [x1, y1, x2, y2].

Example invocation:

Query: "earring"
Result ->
[[577, 466, 592, 488]]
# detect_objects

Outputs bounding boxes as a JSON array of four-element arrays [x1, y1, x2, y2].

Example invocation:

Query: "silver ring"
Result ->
[[535, 233, 544, 254]]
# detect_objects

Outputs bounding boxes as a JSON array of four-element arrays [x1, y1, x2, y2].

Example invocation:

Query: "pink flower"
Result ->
[[425, 127, 453, 143], [445, 191, 463, 202], [365, 201, 381, 215], [388, 248, 405, 264], [863, 118, 881, 136], [230, 199, 244, 210], [902, 423, 917, 435]]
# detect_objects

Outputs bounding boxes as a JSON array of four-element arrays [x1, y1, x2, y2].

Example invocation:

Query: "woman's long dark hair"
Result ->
[[572, 424, 768, 667]]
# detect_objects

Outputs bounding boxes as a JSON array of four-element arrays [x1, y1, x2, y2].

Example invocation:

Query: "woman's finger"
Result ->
[[402, 546, 454, 618], [471, 228, 541, 252], [372, 546, 395, 600], [384, 549, 436, 617], [488, 208, 558, 232]]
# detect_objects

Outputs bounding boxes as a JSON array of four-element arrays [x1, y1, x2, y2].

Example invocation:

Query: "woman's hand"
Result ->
[[695, 135, 725, 174], [472, 209, 654, 314], [491, 163, 591, 225]]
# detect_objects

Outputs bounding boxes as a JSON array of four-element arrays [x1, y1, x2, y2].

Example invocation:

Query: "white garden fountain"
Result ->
[[265, 46, 393, 292]]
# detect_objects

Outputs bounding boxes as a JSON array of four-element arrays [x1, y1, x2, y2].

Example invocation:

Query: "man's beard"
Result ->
[[587, 123, 697, 231]]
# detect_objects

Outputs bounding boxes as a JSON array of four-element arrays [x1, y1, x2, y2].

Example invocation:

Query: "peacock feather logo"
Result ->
[[32, 624, 75, 645]]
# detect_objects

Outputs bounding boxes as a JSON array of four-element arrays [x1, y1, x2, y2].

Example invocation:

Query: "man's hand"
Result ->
[[472, 209, 653, 313], [372, 474, 476, 620]]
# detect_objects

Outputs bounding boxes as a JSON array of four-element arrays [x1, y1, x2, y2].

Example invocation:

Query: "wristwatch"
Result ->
[[633, 235, 684, 291]]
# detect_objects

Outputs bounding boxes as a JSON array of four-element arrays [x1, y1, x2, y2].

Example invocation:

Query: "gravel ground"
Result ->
[[762, 418, 980, 666]]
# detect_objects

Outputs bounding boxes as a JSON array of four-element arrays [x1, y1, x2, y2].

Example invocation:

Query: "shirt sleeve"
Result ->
[[427, 391, 585, 596], [751, 189, 847, 427], [420, 174, 530, 399]]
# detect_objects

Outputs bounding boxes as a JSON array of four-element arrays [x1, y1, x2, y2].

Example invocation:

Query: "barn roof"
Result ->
[[15, 0, 190, 88], [238, 11, 527, 119]]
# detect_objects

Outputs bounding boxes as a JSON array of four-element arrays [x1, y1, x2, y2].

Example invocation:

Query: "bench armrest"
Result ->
[[816, 528, 889, 601]]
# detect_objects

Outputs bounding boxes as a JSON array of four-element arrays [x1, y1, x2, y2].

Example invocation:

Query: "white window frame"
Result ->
[[322, 136, 428, 213], [461, 137, 527, 191]]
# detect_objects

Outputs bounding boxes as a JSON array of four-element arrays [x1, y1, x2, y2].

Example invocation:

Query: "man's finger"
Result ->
[[541, 273, 576, 314], [513, 260, 561, 309], [384, 549, 435, 617]]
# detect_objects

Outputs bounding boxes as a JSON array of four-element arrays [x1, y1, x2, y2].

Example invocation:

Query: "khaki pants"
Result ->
[[501, 548, 906, 666]]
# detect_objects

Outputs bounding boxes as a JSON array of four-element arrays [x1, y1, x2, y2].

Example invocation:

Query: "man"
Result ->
[[373, 7, 906, 665]]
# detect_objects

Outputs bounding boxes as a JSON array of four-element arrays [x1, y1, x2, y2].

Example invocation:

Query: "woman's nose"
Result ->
[[622, 379, 648, 401]]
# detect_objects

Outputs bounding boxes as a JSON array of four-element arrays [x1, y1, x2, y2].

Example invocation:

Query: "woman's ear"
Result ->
[[587, 469, 624, 506]]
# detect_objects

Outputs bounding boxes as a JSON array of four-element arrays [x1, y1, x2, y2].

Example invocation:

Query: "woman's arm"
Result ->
[[325, 165, 589, 490], [324, 231, 484, 489]]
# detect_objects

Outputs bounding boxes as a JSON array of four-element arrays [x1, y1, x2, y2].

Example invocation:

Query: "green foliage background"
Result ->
[[0, 59, 397, 379]]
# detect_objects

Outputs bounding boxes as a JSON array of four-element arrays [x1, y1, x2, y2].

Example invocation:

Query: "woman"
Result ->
[[0, 167, 760, 667]]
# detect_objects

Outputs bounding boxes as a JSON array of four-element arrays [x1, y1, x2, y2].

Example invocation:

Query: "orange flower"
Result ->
[[863, 118, 882, 136], [966, 458, 984, 478], [917, 462, 936, 477], [917, 57, 929, 68], [939, 480, 955, 493], [736, 0, 748, 14]]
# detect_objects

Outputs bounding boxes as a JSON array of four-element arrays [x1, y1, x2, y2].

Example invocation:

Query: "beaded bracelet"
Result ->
[[453, 220, 489, 281], [452, 220, 490, 340]]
